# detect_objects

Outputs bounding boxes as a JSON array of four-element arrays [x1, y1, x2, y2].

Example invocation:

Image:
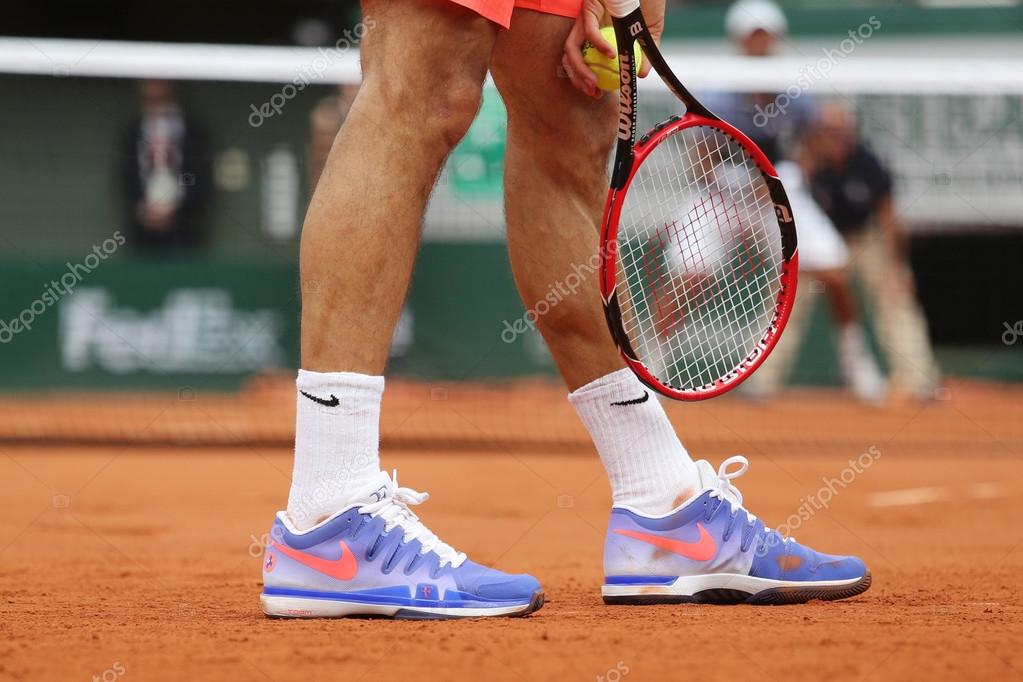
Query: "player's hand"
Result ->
[[635, 0, 665, 79], [562, 0, 612, 98], [562, 0, 666, 98]]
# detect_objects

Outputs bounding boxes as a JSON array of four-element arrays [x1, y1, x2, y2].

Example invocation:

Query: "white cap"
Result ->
[[725, 0, 788, 40]]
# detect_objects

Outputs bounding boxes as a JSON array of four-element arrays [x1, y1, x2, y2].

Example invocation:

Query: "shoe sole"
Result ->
[[262, 589, 544, 620], [602, 572, 871, 605]]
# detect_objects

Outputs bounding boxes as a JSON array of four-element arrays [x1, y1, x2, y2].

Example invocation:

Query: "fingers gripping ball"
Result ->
[[582, 26, 644, 93]]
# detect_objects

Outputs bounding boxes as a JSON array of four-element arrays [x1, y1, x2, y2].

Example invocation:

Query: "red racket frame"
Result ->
[[599, 112, 799, 401]]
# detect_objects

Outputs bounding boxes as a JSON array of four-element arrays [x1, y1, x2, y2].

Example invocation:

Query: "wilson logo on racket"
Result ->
[[774, 203, 794, 224], [617, 55, 633, 141], [720, 345, 766, 383]]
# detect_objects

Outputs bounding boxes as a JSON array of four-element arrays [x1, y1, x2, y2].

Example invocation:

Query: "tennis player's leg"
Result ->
[[263, 0, 543, 619], [293, 0, 494, 524], [492, 9, 701, 516], [492, 9, 870, 606], [301, 0, 495, 376]]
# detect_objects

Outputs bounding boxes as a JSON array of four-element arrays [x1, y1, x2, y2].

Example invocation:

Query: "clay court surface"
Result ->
[[2, 380, 1022, 681]]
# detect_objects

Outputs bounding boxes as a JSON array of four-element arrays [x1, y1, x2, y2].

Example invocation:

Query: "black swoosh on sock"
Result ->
[[610, 391, 649, 407], [300, 391, 340, 407]]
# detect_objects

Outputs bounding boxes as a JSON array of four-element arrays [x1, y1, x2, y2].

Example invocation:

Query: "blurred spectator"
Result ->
[[122, 79, 208, 251], [716, 0, 886, 402], [712, 0, 806, 165], [807, 102, 941, 400]]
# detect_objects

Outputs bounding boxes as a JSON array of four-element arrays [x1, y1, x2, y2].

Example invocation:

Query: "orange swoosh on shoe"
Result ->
[[613, 523, 717, 561], [270, 539, 358, 580]]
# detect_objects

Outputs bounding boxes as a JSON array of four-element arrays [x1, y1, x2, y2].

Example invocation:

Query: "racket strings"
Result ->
[[615, 125, 783, 391], [635, 146, 777, 387]]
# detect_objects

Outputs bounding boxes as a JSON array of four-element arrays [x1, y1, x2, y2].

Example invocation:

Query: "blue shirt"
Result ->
[[699, 90, 813, 165]]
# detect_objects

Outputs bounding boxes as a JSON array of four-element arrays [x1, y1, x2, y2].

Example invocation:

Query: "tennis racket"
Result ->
[[599, 0, 798, 401]]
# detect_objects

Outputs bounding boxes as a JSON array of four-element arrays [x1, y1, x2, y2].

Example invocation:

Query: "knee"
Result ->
[[363, 74, 484, 152], [506, 96, 616, 184], [431, 80, 485, 148]]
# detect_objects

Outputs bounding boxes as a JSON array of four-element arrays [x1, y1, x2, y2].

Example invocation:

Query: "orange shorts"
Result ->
[[450, 0, 582, 28]]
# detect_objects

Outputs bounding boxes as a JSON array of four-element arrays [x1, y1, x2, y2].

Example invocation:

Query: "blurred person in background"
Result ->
[[714, 0, 886, 402], [708, 0, 806, 161], [122, 79, 209, 251], [807, 102, 941, 401]]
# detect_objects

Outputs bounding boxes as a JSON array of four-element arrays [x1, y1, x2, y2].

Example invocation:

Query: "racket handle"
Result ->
[[605, 0, 640, 18]]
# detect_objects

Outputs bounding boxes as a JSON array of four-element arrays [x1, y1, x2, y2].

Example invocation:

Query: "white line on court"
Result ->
[[867, 483, 1006, 508], [868, 487, 949, 508]]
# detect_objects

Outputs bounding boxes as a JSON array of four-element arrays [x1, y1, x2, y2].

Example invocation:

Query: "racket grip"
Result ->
[[604, 0, 640, 18]]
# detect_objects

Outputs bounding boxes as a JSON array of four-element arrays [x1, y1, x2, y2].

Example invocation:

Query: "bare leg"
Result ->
[[491, 10, 620, 391], [287, 0, 497, 527], [300, 0, 497, 373], [271, 3, 548, 620], [493, 10, 699, 515]]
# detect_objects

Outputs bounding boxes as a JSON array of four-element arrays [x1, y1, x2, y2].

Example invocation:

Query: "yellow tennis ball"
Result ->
[[582, 26, 644, 93]]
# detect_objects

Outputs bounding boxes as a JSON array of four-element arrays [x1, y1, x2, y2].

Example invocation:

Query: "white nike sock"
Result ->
[[569, 368, 700, 516], [286, 369, 384, 530]]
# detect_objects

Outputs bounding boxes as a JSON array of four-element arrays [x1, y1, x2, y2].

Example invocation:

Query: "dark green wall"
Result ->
[[1, 74, 325, 260]]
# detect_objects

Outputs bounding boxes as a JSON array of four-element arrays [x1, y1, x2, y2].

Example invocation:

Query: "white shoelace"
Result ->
[[707, 455, 792, 543], [357, 470, 467, 568]]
